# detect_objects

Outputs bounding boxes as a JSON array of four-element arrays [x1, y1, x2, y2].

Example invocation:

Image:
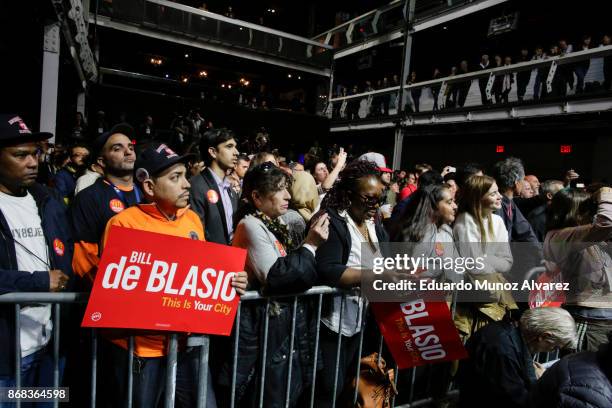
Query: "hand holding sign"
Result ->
[[83, 227, 246, 336], [231, 271, 248, 295]]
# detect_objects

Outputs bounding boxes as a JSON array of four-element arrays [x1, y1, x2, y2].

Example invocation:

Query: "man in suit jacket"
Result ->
[[189, 128, 239, 245]]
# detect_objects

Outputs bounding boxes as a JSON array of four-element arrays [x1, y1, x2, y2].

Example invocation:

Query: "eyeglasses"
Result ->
[[355, 193, 384, 208]]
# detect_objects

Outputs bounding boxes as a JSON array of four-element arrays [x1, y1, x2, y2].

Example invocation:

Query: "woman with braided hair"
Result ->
[[315, 159, 389, 407]]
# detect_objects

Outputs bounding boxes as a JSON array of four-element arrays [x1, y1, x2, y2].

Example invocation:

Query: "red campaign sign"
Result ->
[[371, 300, 467, 369], [528, 266, 566, 309], [82, 226, 246, 336]]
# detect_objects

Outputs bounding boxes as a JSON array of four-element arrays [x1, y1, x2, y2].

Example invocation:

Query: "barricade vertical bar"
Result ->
[[309, 293, 323, 408], [165, 334, 178, 408], [127, 336, 134, 408], [352, 304, 366, 405], [390, 362, 399, 407], [14, 304, 21, 408], [196, 335, 210, 408], [408, 366, 416, 403], [284, 296, 298, 408], [230, 302, 241, 408], [450, 289, 458, 320], [53, 303, 60, 408], [258, 299, 271, 408], [331, 294, 346, 408], [91, 329, 98, 408], [377, 333, 384, 367]]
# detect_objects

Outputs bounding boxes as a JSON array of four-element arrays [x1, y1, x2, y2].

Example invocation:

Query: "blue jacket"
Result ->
[[53, 167, 77, 202], [0, 184, 74, 377]]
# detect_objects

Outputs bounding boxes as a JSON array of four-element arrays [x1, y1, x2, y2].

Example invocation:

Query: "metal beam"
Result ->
[[330, 122, 396, 132], [392, 0, 416, 170], [334, 28, 403, 59], [90, 16, 331, 77], [312, 0, 402, 41], [412, 0, 510, 33], [333, 0, 510, 59], [40, 23, 61, 142], [148, 0, 332, 50], [329, 97, 612, 131]]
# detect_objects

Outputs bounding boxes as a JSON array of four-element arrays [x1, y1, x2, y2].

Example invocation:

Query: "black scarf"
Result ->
[[253, 210, 299, 252]]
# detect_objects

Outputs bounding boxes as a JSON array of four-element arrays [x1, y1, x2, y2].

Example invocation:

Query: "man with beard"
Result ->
[[71, 123, 141, 285], [98, 143, 247, 408], [190, 128, 239, 245], [53, 143, 89, 203]]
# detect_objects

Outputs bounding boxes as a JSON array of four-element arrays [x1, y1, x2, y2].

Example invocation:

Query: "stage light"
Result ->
[[181, 77, 189, 83], [199, 70, 208, 77], [185, 53, 190, 58], [244, 81, 250, 86], [287, 74, 292, 78], [165, 74, 169, 78], [228, 84, 232, 89], [221, 84, 226, 88]]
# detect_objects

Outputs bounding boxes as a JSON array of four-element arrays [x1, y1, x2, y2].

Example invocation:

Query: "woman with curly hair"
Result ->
[[314, 159, 388, 406]]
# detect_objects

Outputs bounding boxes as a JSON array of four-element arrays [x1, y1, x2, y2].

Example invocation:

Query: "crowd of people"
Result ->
[[1, 113, 611, 408], [333, 34, 612, 118]]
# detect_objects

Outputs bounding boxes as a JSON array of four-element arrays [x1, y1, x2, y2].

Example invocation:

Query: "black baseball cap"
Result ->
[[134, 143, 194, 182], [93, 123, 135, 156], [0, 114, 52, 145]]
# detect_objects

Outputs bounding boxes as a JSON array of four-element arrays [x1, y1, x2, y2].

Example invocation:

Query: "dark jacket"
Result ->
[[189, 168, 239, 245], [529, 342, 612, 408], [457, 320, 537, 408], [53, 167, 77, 202], [527, 204, 547, 242], [497, 196, 539, 243], [497, 196, 542, 281], [316, 208, 389, 286], [0, 184, 74, 376], [218, 241, 319, 407]]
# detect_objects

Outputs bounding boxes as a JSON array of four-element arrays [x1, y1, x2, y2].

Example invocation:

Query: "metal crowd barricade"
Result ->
[[0, 284, 560, 408]]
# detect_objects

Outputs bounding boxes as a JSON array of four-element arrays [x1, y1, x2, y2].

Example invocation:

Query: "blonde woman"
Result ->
[[453, 175, 517, 340]]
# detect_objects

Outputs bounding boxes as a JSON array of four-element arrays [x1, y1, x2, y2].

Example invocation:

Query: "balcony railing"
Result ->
[[311, 0, 482, 51], [322, 45, 612, 122], [93, 0, 333, 70]]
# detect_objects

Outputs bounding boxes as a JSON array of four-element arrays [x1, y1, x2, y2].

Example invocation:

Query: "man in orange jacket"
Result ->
[[100, 143, 247, 408]]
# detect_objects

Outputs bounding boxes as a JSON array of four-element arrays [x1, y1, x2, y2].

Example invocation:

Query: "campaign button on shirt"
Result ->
[[109, 199, 125, 213], [53, 238, 65, 256], [274, 240, 287, 256], [206, 189, 219, 204]]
